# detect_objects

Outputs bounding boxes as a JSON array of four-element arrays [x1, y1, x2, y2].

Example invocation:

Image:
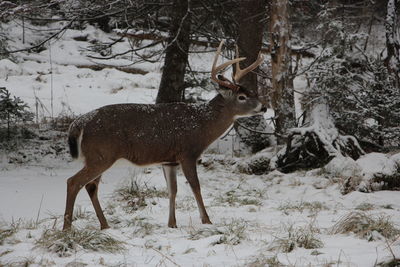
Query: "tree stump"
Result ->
[[274, 102, 365, 173]]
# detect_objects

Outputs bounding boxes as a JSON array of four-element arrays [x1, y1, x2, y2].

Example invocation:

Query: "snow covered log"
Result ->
[[273, 102, 365, 173]]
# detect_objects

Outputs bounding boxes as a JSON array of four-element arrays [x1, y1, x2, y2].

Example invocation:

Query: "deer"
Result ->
[[63, 40, 265, 230]]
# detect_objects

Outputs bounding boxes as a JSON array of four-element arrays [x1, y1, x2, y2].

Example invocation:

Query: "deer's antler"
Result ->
[[211, 41, 245, 91], [233, 45, 264, 83]]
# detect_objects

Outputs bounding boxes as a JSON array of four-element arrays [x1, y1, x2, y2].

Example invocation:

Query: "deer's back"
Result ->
[[71, 103, 218, 165]]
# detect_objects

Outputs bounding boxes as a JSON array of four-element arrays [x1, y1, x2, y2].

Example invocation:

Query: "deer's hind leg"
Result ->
[[85, 176, 109, 229], [63, 162, 112, 231]]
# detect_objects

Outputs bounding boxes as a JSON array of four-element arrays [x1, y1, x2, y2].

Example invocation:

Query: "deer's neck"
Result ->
[[204, 94, 236, 138]]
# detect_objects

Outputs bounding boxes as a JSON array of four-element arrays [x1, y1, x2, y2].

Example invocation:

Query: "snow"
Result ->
[[324, 156, 362, 178], [357, 153, 396, 177], [0, 58, 22, 78], [2, 155, 400, 266], [0, 20, 399, 267]]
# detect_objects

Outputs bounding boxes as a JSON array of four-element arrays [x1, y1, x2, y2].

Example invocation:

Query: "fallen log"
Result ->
[[74, 64, 148, 75]]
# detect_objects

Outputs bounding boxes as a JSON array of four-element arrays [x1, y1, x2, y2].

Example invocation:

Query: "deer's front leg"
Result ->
[[162, 163, 178, 228], [180, 159, 212, 225]]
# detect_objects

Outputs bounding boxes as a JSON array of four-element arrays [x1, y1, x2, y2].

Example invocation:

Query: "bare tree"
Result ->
[[233, 0, 273, 153], [156, 0, 191, 104], [269, 0, 296, 143]]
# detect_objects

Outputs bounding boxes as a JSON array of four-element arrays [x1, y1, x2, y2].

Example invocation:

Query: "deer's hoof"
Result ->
[[62, 223, 72, 231], [202, 218, 212, 224], [100, 224, 110, 230]]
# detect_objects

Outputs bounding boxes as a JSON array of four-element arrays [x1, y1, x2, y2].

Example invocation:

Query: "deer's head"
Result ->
[[211, 41, 266, 118]]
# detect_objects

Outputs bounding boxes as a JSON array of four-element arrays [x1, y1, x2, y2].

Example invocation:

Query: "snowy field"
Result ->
[[1, 21, 400, 266]]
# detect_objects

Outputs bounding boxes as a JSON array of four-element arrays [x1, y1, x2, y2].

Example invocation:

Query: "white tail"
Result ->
[[63, 41, 265, 230]]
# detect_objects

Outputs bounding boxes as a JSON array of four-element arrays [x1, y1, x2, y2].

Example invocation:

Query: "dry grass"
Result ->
[[355, 202, 375, 211], [0, 227, 16, 245], [247, 254, 284, 267], [0, 256, 35, 267], [213, 219, 248, 245], [330, 212, 400, 241], [128, 217, 157, 237], [188, 227, 224, 240], [35, 228, 125, 257], [73, 206, 92, 220], [0, 219, 40, 245], [188, 219, 248, 246], [377, 258, 400, 267], [268, 224, 323, 253], [115, 177, 168, 212], [213, 188, 263, 207], [278, 201, 328, 214]]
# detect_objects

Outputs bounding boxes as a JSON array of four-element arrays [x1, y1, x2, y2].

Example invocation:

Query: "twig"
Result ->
[[220, 125, 235, 139], [235, 120, 286, 138], [87, 40, 162, 60], [1, 18, 77, 55], [35, 194, 44, 226], [151, 248, 181, 267], [385, 236, 397, 261], [49, 43, 54, 119]]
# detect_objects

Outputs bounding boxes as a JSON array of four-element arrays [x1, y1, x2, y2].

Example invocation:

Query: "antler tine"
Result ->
[[211, 40, 224, 78], [233, 45, 241, 81], [233, 47, 264, 83], [211, 41, 246, 90]]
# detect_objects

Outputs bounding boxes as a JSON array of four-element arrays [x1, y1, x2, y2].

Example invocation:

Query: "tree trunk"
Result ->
[[269, 0, 296, 143], [233, 0, 273, 154], [156, 0, 191, 104], [385, 0, 400, 87]]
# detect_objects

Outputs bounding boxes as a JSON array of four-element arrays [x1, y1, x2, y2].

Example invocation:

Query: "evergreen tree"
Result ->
[[0, 87, 33, 141]]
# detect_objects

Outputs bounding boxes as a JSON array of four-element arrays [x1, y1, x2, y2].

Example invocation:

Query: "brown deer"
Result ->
[[63, 41, 265, 230]]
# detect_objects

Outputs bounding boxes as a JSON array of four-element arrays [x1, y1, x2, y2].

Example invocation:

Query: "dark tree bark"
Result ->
[[156, 0, 191, 104], [385, 0, 400, 87], [270, 0, 296, 143], [233, 0, 272, 153]]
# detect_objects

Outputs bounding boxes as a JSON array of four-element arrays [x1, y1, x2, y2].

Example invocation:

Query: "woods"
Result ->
[[1, 1, 400, 266]]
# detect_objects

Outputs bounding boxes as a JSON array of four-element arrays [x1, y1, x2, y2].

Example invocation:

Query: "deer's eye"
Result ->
[[238, 95, 247, 101]]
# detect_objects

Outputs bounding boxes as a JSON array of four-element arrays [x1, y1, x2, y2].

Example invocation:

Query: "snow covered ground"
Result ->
[[1, 21, 400, 266]]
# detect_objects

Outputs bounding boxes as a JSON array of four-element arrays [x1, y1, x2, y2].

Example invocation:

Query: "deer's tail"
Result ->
[[68, 123, 82, 159]]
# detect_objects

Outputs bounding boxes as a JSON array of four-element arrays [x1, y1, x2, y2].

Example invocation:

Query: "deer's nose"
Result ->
[[260, 105, 267, 113]]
